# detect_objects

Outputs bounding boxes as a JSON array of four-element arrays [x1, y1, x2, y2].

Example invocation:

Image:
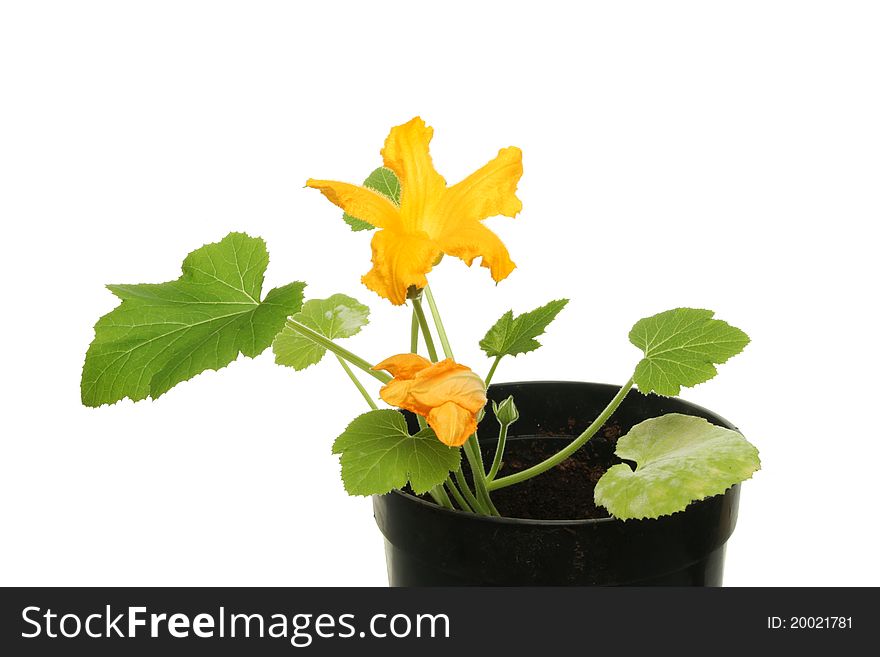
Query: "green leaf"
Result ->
[[332, 409, 461, 496], [479, 299, 569, 359], [342, 167, 401, 231], [273, 294, 370, 370], [594, 413, 760, 520], [81, 232, 305, 407], [630, 308, 750, 396]]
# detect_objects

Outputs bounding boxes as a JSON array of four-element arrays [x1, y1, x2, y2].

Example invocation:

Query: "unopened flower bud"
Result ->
[[492, 395, 520, 426]]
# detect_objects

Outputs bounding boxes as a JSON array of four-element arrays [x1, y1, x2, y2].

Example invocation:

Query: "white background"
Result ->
[[2, 1, 878, 586]]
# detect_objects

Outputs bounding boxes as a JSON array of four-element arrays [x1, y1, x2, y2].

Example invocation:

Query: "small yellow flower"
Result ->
[[373, 354, 487, 447], [308, 117, 523, 305]]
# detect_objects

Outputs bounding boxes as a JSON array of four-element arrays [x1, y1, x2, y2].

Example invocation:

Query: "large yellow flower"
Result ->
[[373, 354, 487, 447], [307, 117, 523, 305]]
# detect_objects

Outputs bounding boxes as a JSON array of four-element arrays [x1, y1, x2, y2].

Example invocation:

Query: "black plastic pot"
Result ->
[[373, 381, 742, 586]]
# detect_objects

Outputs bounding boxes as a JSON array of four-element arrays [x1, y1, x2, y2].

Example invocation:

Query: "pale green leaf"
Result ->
[[81, 232, 305, 406], [594, 413, 760, 520], [342, 167, 401, 231], [479, 299, 569, 358], [630, 308, 749, 396], [332, 409, 461, 496], [273, 294, 370, 370]]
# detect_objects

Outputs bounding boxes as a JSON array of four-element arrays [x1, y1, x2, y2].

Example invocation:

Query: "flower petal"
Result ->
[[438, 146, 523, 230], [378, 379, 432, 417], [409, 360, 487, 413], [436, 221, 516, 282], [361, 229, 441, 305], [381, 117, 446, 232], [427, 401, 477, 447], [373, 353, 432, 379], [306, 179, 401, 231]]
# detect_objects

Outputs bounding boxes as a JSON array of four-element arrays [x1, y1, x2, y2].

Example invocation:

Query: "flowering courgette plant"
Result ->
[[81, 117, 760, 520]]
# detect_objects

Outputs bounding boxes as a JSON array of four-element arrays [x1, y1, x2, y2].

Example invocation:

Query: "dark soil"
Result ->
[[474, 421, 625, 521]]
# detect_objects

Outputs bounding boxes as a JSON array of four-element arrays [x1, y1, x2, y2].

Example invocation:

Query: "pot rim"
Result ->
[[388, 379, 739, 527]]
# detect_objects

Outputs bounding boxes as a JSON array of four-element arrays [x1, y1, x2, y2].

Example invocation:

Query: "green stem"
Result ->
[[420, 418, 475, 511], [430, 484, 453, 509], [445, 480, 473, 513], [453, 468, 482, 512], [414, 285, 479, 512], [335, 356, 377, 410], [423, 283, 496, 513], [487, 424, 508, 481], [424, 285, 454, 360], [411, 298, 439, 362], [488, 378, 635, 491], [464, 435, 499, 515], [484, 356, 502, 388], [410, 309, 419, 353], [286, 319, 390, 384]]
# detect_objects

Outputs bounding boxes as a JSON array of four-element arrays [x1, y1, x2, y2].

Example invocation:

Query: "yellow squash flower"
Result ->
[[373, 354, 487, 447], [307, 117, 523, 304]]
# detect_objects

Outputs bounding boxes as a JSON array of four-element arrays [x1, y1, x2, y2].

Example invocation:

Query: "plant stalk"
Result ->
[[453, 468, 482, 512], [487, 424, 509, 481], [464, 435, 499, 515], [285, 319, 390, 383], [410, 310, 419, 353], [430, 484, 453, 509], [411, 298, 439, 362], [335, 356, 377, 410], [488, 378, 635, 491], [424, 285, 454, 360], [445, 480, 474, 513], [423, 282, 496, 513], [484, 356, 502, 387]]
